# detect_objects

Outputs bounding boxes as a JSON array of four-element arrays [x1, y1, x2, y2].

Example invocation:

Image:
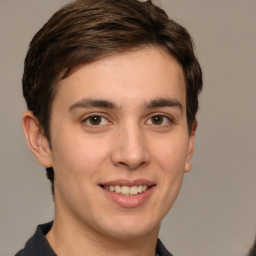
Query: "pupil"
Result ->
[[90, 116, 101, 125], [152, 116, 163, 125]]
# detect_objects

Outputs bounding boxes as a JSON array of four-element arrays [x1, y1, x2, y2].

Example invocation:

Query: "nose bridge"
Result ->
[[111, 120, 150, 169]]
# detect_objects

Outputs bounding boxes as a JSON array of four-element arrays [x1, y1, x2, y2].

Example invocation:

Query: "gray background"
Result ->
[[0, 0, 255, 256]]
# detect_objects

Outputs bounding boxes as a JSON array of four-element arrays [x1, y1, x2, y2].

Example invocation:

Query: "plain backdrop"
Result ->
[[0, 1, 256, 256]]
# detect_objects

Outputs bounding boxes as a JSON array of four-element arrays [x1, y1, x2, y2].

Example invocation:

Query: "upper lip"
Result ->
[[100, 179, 155, 187]]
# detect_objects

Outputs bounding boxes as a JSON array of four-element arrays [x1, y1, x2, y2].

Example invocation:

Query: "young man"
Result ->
[[16, 0, 202, 255]]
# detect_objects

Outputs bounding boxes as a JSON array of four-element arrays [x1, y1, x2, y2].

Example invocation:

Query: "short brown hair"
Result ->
[[23, 0, 203, 194]]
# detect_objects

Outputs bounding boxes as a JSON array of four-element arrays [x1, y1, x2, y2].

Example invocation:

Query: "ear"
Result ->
[[22, 110, 53, 168], [184, 120, 197, 173]]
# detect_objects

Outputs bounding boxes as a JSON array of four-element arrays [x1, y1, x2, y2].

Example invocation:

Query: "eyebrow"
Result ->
[[145, 98, 183, 112], [69, 98, 117, 112], [69, 97, 183, 112]]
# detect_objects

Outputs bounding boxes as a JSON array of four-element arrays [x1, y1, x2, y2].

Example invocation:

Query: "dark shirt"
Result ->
[[15, 222, 173, 256]]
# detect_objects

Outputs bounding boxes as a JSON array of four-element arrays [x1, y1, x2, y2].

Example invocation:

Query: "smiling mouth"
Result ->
[[102, 185, 151, 196]]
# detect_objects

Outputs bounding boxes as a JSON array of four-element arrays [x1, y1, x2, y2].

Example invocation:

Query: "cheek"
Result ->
[[51, 131, 111, 181], [150, 134, 189, 174], [51, 135, 103, 206], [151, 140, 187, 221]]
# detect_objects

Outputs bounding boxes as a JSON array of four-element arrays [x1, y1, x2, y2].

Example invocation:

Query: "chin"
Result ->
[[97, 215, 160, 241]]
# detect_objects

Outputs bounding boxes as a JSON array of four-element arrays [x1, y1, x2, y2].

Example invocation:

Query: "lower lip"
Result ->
[[101, 186, 155, 208]]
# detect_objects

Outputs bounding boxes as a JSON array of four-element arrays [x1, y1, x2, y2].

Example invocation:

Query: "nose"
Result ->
[[110, 125, 150, 170]]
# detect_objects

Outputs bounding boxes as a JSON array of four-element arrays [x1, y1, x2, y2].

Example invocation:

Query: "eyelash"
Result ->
[[146, 113, 174, 126], [81, 113, 174, 128], [81, 114, 111, 128]]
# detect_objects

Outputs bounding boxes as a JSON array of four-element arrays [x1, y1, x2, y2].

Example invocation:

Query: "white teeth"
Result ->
[[115, 185, 122, 194], [130, 186, 138, 195], [121, 186, 129, 195], [104, 185, 149, 196], [142, 185, 147, 192]]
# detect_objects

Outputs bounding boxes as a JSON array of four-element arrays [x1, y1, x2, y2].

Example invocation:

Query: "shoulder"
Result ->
[[14, 222, 56, 256], [156, 238, 174, 256], [15, 250, 24, 256]]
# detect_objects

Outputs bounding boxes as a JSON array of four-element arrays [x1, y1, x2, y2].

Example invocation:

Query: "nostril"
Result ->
[[117, 160, 148, 170]]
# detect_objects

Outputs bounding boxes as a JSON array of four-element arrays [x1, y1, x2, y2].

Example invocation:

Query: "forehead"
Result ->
[[54, 46, 186, 109]]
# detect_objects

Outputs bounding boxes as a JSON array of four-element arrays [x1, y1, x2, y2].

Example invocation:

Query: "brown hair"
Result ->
[[23, 0, 203, 194]]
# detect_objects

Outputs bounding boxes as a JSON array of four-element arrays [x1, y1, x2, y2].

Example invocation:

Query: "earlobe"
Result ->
[[22, 111, 52, 168], [184, 120, 197, 173]]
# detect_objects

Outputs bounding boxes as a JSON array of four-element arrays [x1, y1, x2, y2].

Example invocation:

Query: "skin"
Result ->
[[23, 46, 196, 256]]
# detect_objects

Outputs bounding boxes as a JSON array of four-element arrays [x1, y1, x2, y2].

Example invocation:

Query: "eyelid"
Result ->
[[81, 113, 113, 127], [80, 112, 175, 128], [145, 113, 174, 125]]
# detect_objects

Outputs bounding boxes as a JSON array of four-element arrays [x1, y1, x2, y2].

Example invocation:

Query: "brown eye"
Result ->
[[82, 114, 112, 131], [145, 114, 172, 126], [89, 115, 102, 125], [83, 115, 111, 127], [151, 115, 163, 125]]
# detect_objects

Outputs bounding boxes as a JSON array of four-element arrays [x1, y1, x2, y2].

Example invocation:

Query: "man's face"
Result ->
[[48, 46, 195, 240]]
